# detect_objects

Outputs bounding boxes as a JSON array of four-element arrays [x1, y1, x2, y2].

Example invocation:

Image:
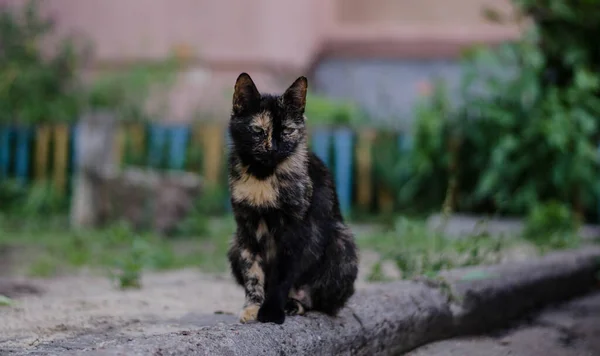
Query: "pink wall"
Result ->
[[0, 0, 519, 121], [31, 0, 326, 69]]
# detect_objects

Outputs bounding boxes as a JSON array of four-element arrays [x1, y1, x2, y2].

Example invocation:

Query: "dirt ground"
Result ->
[[0, 251, 380, 352]]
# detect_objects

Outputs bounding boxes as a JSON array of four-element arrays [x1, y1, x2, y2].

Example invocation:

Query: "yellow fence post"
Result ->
[[52, 123, 69, 196], [202, 124, 225, 185], [114, 123, 126, 168], [355, 129, 376, 210], [375, 131, 395, 214], [127, 122, 146, 164]]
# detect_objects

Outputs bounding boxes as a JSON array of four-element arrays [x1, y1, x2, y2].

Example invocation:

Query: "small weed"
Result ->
[[367, 261, 384, 282], [0, 295, 14, 307], [27, 255, 61, 277], [523, 201, 581, 253], [109, 236, 151, 289]]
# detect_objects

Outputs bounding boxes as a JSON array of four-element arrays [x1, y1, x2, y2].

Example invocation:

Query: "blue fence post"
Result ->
[[333, 127, 353, 216], [168, 124, 190, 170], [398, 132, 413, 152], [148, 123, 167, 168], [14, 126, 32, 184], [70, 123, 80, 183], [0, 126, 11, 178], [312, 127, 331, 167]]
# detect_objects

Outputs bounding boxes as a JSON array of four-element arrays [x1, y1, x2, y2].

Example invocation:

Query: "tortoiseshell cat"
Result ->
[[227, 73, 359, 324]]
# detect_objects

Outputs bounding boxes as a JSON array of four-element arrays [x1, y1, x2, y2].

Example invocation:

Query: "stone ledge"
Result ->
[[9, 247, 600, 356]]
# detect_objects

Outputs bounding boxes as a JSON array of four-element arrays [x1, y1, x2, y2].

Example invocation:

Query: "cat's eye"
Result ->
[[251, 126, 263, 134], [283, 128, 296, 135]]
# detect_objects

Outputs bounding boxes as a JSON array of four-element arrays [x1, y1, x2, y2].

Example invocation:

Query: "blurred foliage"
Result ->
[[86, 57, 180, 123], [175, 183, 230, 237], [0, 0, 81, 124], [0, 0, 180, 126], [523, 200, 581, 252], [106, 223, 152, 289], [360, 217, 509, 280], [0, 295, 15, 307], [372, 81, 453, 214], [0, 215, 236, 281], [389, 0, 600, 222], [305, 93, 366, 127], [0, 179, 67, 217]]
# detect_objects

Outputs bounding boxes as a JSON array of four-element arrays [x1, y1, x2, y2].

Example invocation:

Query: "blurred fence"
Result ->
[[0, 122, 412, 215]]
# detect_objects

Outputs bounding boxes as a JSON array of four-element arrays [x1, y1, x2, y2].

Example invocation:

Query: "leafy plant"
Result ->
[[0, 0, 82, 125], [85, 57, 180, 123], [371, 81, 453, 214], [104, 222, 151, 289], [0, 0, 181, 127], [396, 0, 600, 222]]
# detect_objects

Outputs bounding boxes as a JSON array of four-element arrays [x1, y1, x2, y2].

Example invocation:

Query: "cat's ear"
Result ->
[[233, 73, 260, 115], [283, 76, 307, 113]]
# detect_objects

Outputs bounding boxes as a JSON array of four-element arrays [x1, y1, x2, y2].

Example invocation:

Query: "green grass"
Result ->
[[355, 214, 585, 282], [356, 217, 511, 281], [0, 214, 236, 286], [0, 205, 588, 288]]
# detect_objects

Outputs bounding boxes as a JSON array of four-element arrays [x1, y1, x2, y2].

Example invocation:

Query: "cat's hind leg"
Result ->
[[285, 286, 312, 316], [310, 223, 359, 316]]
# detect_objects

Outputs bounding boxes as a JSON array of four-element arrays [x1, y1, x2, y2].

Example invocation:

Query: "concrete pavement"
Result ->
[[408, 291, 600, 356]]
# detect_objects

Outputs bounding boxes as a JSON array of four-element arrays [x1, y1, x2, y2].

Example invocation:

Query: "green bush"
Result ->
[[0, 0, 82, 125], [400, 0, 600, 221], [0, 0, 180, 126]]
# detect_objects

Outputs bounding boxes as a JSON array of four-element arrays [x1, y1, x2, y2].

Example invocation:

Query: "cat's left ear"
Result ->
[[233, 72, 261, 115], [283, 76, 308, 113]]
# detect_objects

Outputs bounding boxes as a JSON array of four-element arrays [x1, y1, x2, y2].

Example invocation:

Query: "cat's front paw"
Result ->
[[239, 304, 260, 323], [257, 301, 285, 324]]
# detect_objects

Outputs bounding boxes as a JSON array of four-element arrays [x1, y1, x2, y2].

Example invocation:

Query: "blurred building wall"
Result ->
[[0, 0, 519, 124]]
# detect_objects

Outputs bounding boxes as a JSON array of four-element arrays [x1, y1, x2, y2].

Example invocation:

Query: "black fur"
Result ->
[[227, 73, 359, 324]]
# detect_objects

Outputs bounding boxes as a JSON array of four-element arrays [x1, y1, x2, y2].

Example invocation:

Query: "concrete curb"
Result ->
[[436, 246, 600, 335], [9, 247, 600, 356]]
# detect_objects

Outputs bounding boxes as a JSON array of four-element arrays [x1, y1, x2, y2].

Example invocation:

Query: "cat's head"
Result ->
[[229, 73, 308, 169]]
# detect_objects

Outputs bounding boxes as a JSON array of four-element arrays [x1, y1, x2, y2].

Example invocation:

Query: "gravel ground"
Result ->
[[0, 251, 380, 352]]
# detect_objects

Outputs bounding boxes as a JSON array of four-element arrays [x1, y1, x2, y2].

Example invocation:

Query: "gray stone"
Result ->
[[436, 247, 600, 334], [8, 283, 453, 356], [97, 168, 203, 235], [68, 111, 203, 235], [407, 291, 600, 356], [70, 111, 119, 229], [7, 247, 600, 356]]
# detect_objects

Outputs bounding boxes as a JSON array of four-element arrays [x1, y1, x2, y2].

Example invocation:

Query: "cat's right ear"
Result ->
[[232, 73, 260, 115]]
